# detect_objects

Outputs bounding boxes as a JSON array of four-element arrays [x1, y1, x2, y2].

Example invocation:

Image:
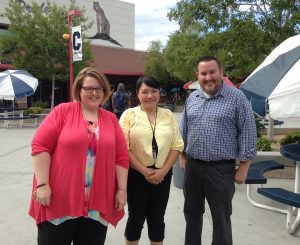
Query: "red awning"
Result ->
[[183, 76, 236, 90], [0, 64, 13, 71], [102, 70, 144, 76]]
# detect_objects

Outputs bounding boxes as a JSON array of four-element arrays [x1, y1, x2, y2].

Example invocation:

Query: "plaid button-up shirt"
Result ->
[[180, 82, 257, 161]]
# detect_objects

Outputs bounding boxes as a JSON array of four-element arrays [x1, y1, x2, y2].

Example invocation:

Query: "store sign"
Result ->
[[72, 25, 82, 62]]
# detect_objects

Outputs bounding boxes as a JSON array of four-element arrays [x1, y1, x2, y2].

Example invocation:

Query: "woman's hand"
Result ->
[[115, 189, 127, 211], [145, 168, 166, 185], [33, 184, 51, 206]]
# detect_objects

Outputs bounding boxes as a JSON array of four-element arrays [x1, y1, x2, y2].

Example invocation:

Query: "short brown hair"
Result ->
[[72, 67, 111, 105], [197, 56, 221, 69]]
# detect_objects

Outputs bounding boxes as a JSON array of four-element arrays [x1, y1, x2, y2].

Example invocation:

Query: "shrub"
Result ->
[[257, 136, 272, 151], [32, 101, 48, 108], [280, 131, 300, 146], [175, 99, 184, 106], [27, 106, 43, 114]]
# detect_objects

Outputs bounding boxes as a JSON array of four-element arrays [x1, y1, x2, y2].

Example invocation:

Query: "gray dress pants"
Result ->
[[183, 157, 235, 245]]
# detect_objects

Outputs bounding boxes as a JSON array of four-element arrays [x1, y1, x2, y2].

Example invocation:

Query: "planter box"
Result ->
[[174, 105, 184, 112]]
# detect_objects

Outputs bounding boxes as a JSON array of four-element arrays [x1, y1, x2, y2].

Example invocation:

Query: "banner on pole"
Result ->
[[72, 25, 82, 62]]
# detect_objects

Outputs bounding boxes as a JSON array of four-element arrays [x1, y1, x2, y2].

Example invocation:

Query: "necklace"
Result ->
[[147, 107, 157, 135], [147, 107, 158, 165], [81, 106, 98, 127]]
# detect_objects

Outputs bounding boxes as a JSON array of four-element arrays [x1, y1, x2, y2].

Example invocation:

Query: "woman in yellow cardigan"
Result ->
[[119, 76, 184, 245]]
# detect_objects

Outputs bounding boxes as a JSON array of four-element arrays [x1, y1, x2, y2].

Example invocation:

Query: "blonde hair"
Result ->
[[72, 67, 111, 105]]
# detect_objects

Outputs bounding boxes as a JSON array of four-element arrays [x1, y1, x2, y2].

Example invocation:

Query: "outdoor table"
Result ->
[[0, 107, 26, 115], [280, 143, 300, 195], [0, 107, 27, 128], [280, 143, 300, 233]]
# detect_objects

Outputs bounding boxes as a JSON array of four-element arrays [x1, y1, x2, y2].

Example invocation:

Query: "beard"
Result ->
[[201, 80, 221, 95]]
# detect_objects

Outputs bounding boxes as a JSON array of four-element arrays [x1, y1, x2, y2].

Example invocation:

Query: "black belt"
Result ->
[[189, 156, 235, 166]]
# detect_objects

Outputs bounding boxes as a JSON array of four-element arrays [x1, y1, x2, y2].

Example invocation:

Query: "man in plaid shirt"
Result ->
[[180, 56, 257, 245]]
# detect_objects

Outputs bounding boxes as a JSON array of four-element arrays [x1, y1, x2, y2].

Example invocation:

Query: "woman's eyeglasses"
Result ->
[[81, 86, 104, 94]]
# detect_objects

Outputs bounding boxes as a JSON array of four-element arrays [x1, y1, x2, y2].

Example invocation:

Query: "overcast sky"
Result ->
[[124, 0, 179, 51]]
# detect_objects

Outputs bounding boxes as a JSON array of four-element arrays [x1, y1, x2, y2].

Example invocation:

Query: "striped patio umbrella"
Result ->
[[240, 34, 300, 119], [0, 69, 38, 100]]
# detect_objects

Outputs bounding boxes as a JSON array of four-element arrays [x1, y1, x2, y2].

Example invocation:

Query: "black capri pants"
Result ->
[[125, 167, 172, 242]]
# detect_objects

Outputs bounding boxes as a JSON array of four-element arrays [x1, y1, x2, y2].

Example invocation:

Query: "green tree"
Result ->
[[220, 17, 271, 78], [144, 40, 170, 85], [168, 0, 236, 34], [168, 0, 300, 44], [165, 0, 300, 81], [163, 19, 269, 82], [163, 30, 202, 81], [0, 0, 93, 108]]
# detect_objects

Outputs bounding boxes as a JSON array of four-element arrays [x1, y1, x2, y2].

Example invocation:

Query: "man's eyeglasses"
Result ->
[[81, 86, 104, 94]]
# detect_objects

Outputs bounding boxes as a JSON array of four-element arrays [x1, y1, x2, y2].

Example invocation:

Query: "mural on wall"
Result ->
[[89, 1, 122, 46], [14, 0, 48, 13]]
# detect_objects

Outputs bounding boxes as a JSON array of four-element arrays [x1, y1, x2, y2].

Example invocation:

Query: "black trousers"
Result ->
[[37, 217, 107, 245], [183, 157, 235, 245], [125, 168, 172, 242]]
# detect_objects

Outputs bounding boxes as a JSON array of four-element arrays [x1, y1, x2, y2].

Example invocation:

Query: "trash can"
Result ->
[[164, 103, 175, 112], [173, 159, 184, 189]]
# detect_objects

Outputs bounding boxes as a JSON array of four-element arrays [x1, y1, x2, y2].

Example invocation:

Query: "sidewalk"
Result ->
[[0, 127, 299, 244]]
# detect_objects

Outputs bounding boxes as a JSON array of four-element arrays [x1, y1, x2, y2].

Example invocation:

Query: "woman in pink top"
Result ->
[[30, 67, 129, 245]]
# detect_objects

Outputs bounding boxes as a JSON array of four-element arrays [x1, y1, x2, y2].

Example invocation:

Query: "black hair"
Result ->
[[136, 76, 160, 92], [197, 56, 221, 69]]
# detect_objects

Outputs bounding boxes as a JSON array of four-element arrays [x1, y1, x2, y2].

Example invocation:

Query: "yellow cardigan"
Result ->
[[119, 106, 184, 168]]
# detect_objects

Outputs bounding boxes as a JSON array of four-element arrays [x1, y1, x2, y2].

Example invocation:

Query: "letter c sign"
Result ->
[[73, 31, 81, 51], [72, 26, 82, 62]]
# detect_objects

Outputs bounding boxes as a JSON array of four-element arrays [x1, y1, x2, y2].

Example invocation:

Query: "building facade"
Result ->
[[0, 0, 147, 106], [0, 0, 135, 49]]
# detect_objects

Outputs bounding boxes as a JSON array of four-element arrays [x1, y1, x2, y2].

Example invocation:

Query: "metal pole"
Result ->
[[67, 10, 81, 102], [267, 115, 274, 141], [266, 102, 274, 141], [67, 14, 73, 101]]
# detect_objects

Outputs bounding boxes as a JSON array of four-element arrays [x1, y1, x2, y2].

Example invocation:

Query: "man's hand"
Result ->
[[234, 160, 251, 184]]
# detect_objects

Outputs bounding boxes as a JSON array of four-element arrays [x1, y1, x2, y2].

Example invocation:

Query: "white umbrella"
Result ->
[[240, 34, 300, 119], [0, 69, 38, 100]]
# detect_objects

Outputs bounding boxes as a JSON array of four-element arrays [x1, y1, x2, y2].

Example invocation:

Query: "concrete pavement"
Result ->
[[0, 126, 300, 244]]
